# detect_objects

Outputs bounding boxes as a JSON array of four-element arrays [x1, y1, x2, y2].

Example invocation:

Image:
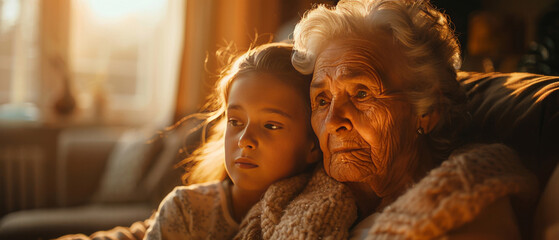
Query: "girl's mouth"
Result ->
[[235, 162, 259, 169], [234, 157, 259, 169]]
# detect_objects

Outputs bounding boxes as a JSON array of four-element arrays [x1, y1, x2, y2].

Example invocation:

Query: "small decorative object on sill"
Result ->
[[54, 76, 76, 116], [51, 56, 77, 116], [91, 79, 108, 123]]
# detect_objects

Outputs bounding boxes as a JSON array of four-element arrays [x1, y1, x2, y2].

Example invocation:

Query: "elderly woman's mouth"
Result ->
[[329, 147, 373, 166], [331, 147, 367, 155]]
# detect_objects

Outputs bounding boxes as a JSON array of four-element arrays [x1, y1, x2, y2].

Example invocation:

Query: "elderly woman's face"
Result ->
[[310, 39, 419, 193]]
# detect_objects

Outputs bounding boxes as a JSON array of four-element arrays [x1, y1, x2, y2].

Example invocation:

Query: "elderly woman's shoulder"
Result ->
[[363, 143, 537, 239], [441, 143, 537, 239], [449, 143, 518, 159], [448, 143, 529, 172], [443, 143, 538, 201], [446, 196, 521, 240]]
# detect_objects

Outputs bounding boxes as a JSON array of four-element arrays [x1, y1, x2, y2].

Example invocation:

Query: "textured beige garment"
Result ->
[[235, 144, 537, 240], [59, 143, 537, 240], [234, 166, 358, 240], [365, 143, 538, 239], [56, 218, 152, 240], [144, 181, 239, 240]]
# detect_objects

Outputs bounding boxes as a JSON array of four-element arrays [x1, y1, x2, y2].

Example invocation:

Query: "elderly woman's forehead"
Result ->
[[317, 38, 400, 63], [313, 38, 408, 90]]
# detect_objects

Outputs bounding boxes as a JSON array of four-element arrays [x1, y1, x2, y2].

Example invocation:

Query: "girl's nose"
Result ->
[[238, 125, 258, 150]]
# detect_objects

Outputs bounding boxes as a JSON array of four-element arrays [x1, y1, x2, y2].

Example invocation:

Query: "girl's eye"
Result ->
[[264, 123, 282, 130], [356, 90, 368, 99]]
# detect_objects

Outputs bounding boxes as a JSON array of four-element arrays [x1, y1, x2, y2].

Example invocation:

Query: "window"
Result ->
[[0, 0, 39, 120], [0, 0, 184, 127]]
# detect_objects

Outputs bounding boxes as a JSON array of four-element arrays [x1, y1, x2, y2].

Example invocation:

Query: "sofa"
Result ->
[[0, 120, 204, 240], [0, 71, 557, 240], [457, 71, 559, 239]]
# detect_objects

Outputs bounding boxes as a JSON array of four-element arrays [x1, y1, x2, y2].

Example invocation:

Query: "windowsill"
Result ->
[[0, 102, 157, 130]]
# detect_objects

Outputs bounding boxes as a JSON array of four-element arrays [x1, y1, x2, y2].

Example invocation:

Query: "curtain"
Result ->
[[173, 0, 327, 121]]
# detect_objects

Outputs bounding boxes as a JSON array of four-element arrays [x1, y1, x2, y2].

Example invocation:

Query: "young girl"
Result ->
[[144, 42, 324, 239]]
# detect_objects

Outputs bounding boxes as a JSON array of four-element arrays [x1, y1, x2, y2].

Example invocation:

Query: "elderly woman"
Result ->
[[286, 0, 538, 238], [234, 0, 538, 239]]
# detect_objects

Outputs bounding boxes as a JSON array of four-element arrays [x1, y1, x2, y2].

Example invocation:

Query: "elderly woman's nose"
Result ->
[[238, 125, 258, 149], [325, 97, 354, 133]]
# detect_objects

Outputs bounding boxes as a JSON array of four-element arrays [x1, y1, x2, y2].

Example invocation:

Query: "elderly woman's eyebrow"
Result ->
[[337, 64, 381, 79], [310, 71, 381, 89], [310, 81, 324, 89]]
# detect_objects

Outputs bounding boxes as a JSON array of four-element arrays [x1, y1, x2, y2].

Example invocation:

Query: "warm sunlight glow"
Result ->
[[67, 0, 183, 126], [84, 0, 164, 21], [0, 0, 20, 33]]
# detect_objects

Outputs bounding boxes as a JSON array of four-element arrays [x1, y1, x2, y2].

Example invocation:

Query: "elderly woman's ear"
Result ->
[[418, 110, 440, 134]]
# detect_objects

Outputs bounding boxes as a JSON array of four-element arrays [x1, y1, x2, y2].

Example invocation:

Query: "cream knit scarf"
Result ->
[[234, 166, 358, 240], [234, 143, 537, 240]]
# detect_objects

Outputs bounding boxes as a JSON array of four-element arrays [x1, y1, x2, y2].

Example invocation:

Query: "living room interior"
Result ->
[[0, 0, 558, 239]]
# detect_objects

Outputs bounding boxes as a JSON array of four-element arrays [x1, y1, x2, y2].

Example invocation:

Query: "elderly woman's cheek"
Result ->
[[353, 105, 398, 172], [355, 106, 391, 150], [311, 110, 329, 159], [311, 111, 326, 142]]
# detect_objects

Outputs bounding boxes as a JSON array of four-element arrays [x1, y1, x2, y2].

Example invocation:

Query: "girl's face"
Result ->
[[225, 72, 316, 192]]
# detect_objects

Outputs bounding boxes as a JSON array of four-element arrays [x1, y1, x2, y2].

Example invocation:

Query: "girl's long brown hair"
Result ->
[[175, 42, 313, 185]]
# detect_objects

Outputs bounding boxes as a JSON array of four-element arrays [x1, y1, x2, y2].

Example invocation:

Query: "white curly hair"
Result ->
[[292, 0, 468, 159]]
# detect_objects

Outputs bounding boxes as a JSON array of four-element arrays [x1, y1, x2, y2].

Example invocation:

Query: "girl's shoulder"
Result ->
[[171, 180, 224, 197]]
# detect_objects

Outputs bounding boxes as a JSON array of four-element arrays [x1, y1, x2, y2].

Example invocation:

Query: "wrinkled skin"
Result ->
[[310, 38, 425, 203]]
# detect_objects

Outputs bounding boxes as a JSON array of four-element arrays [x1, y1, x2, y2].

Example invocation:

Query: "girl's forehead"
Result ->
[[227, 72, 310, 113], [233, 71, 307, 95]]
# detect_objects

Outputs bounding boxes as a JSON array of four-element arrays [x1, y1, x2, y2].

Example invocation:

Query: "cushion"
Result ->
[[91, 128, 162, 204], [92, 118, 205, 206], [139, 119, 205, 207]]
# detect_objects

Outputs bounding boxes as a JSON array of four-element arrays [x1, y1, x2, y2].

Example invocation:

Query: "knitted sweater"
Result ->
[[145, 181, 239, 240], [235, 143, 537, 240], [234, 166, 358, 240], [365, 143, 538, 239]]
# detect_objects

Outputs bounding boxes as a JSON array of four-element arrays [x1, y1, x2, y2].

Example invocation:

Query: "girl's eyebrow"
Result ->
[[227, 105, 243, 111], [261, 108, 293, 119], [228, 105, 292, 119]]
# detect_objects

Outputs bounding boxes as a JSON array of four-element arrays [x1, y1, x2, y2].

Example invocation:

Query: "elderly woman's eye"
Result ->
[[356, 90, 368, 98], [314, 93, 330, 108], [317, 98, 331, 107]]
